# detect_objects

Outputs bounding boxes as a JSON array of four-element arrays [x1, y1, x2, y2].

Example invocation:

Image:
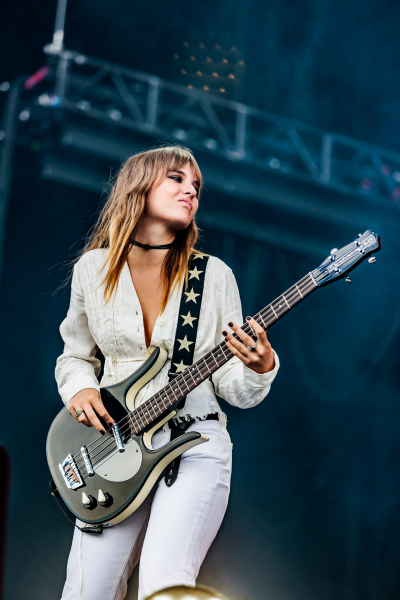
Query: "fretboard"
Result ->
[[127, 272, 317, 434]]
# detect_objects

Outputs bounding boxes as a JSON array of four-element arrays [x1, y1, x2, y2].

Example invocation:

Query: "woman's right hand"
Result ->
[[69, 388, 114, 435]]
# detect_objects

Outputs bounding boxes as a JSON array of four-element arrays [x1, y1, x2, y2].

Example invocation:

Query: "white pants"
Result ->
[[60, 419, 232, 600]]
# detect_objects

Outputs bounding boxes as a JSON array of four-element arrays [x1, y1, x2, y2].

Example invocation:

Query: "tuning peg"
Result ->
[[368, 256, 377, 264], [345, 276, 352, 284], [330, 248, 338, 255], [358, 233, 362, 237]]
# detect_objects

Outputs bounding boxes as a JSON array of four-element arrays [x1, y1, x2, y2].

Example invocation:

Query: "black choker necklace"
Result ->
[[132, 240, 173, 251]]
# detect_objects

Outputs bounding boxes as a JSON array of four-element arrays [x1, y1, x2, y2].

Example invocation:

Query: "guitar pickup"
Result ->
[[59, 454, 84, 490]]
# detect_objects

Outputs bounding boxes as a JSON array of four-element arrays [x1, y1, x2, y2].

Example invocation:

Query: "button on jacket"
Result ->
[[55, 249, 280, 420]]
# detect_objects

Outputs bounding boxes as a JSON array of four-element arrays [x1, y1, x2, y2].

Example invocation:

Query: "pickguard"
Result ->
[[95, 436, 142, 482]]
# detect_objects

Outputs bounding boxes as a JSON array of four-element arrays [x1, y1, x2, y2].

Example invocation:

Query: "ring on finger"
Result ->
[[249, 341, 258, 352], [75, 408, 85, 418]]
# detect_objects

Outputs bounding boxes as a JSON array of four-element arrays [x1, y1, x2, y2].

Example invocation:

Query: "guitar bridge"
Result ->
[[59, 454, 84, 490]]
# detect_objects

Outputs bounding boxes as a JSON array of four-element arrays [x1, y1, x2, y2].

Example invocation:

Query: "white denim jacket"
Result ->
[[55, 249, 280, 421]]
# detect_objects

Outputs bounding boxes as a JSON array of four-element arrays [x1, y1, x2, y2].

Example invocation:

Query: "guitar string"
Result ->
[[66, 245, 374, 476], [69, 242, 375, 476], [67, 244, 373, 480], [69, 276, 317, 477], [69, 276, 317, 478], [69, 275, 316, 477]]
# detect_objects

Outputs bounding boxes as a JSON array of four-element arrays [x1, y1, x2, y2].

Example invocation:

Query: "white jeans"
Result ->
[[60, 419, 232, 600]]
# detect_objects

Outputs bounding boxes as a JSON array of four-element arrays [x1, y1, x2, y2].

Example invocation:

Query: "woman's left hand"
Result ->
[[222, 317, 275, 375]]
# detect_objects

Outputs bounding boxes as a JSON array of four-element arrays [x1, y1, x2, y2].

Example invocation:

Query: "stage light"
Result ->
[[269, 157, 281, 169], [76, 100, 92, 112], [203, 138, 218, 150], [188, 84, 193, 89], [0, 81, 10, 92], [181, 70, 187, 74], [239, 60, 244, 65], [204, 86, 209, 90], [74, 55, 86, 65], [145, 583, 229, 600], [222, 58, 228, 64], [172, 129, 188, 141], [190, 55, 195, 60], [199, 43, 205, 49], [212, 72, 218, 77], [19, 109, 30, 122], [229, 74, 234, 79], [107, 109, 122, 121], [174, 54, 179, 59], [37, 92, 60, 107], [220, 87, 226, 92], [392, 171, 400, 182], [197, 70, 202, 76], [206, 57, 212, 62]]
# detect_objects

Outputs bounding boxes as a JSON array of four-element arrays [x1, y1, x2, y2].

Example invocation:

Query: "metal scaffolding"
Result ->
[[37, 46, 400, 207]]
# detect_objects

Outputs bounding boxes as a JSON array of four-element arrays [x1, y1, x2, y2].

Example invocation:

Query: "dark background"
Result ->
[[0, 1, 400, 599]]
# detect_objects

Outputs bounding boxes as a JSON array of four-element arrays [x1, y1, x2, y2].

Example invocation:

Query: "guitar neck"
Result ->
[[128, 272, 317, 434]]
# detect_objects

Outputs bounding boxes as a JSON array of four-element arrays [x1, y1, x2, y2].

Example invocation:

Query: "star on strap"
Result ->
[[184, 288, 200, 303], [173, 360, 189, 373], [181, 311, 197, 327], [177, 335, 193, 352], [192, 254, 204, 260], [188, 266, 203, 281]]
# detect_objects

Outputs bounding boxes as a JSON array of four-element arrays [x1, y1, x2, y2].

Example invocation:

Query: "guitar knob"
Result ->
[[82, 492, 96, 509], [368, 256, 377, 264], [345, 276, 352, 284], [98, 489, 113, 507]]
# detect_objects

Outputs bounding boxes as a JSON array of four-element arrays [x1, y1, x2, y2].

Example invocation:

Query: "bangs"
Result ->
[[160, 147, 203, 193]]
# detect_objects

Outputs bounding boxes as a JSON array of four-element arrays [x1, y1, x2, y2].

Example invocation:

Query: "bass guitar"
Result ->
[[47, 230, 380, 527]]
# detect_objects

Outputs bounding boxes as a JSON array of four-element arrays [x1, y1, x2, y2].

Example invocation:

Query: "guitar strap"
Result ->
[[165, 252, 209, 487]]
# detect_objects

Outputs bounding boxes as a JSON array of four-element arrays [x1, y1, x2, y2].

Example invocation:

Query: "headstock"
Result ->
[[311, 230, 381, 287]]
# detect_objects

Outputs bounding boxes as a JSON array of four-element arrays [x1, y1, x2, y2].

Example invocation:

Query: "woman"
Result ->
[[56, 145, 279, 600]]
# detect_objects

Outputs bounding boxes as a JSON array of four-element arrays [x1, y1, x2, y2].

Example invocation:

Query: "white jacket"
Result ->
[[55, 249, 280, 420]]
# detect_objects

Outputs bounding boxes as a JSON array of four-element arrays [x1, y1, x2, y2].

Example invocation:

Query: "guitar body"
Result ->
[[46, 347, 208, 525]]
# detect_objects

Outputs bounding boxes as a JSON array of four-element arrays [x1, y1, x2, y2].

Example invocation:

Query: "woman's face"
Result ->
[[145, 162, 199, 232]]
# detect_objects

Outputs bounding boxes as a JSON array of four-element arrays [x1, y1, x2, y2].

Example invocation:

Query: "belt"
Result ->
[[169, 412, 219, 429]]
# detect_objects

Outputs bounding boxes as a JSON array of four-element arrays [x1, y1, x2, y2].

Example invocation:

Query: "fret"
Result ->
[[210, 352, 219, 368], [270, 305, 278, 318], [258, 313, 267, 328], [194, 363, 203, 381], [295, 284, 303, 298], [282, 294, 290, 308], [179, 376, 191, 394], [169, 384, 179, 402], [187, 368, 197, 386]]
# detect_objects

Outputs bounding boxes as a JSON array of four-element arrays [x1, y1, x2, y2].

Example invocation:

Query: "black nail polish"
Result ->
[[101, 430, 106, 436], [228, 322, 233, 327], [222, 330, 227, 336], [246, 316, 251, 321]]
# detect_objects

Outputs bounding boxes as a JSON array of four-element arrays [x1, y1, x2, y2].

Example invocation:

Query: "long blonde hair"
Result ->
[[80, 145, 203, 311]]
